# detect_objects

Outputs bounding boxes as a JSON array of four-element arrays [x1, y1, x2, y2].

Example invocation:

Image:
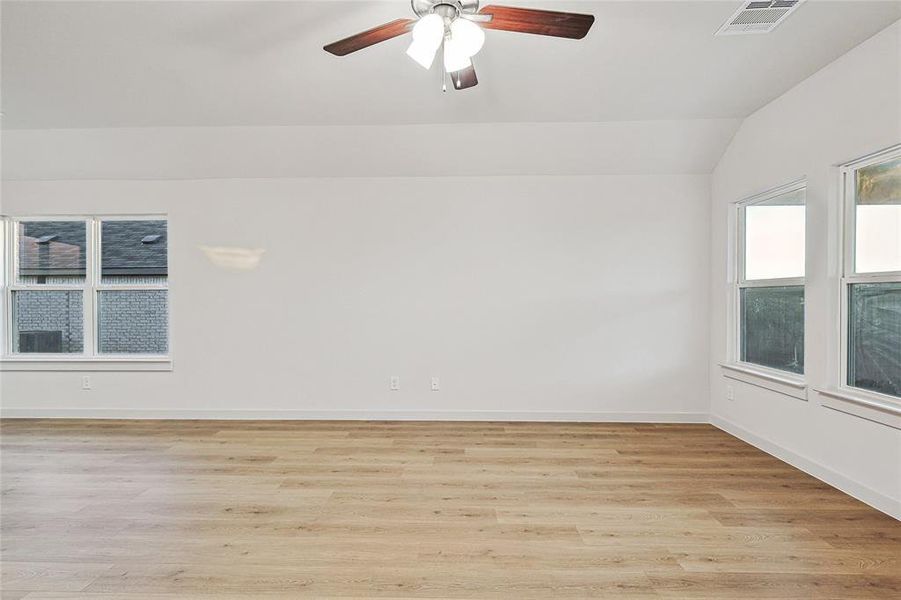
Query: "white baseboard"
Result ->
[[711, 414, 901, 520], [0, 408, 708, 423]]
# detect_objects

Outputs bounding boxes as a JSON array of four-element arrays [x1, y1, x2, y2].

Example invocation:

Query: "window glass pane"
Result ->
[[98, 290, 168, 354], [848, 282, 901, 397], [743, 189, 805, 281], [100, 220, 167, 284], [11, 290, 84, 353], [740, 286, 804, 374], [855, 157, 901, 274], [17, 220, 86, 284]]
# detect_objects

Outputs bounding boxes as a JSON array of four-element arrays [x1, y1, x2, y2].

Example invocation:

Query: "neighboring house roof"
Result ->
[[19, 220, 167, 276], [100, 220, 167, 275]]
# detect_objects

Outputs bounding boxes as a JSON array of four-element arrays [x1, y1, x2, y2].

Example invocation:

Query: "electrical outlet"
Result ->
[[81, 376, 92, 391], [389, 376, 400, 391], [431, 377, 440, 391], [726, 385, 734, 401]]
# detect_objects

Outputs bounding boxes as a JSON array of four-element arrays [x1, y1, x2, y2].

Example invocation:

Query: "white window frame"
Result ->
[[722, 179, 807, 398], [0, 214, 171, 371], [829, 146, 901, 415]]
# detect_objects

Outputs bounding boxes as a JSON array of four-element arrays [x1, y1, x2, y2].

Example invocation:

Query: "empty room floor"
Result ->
[[1, 420, 899, 599]]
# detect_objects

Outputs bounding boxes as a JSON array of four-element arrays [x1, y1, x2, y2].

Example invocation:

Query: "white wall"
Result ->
[[1, 174, 711, 421], [709, 22, 901, 516], [0, 119, 740, 180]]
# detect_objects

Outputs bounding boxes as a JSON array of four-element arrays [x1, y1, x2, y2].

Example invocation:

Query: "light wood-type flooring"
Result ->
[[1, 420, 899, 599]]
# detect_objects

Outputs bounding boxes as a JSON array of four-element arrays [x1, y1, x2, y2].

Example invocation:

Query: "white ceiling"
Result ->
[[2, 0, 900, 129]]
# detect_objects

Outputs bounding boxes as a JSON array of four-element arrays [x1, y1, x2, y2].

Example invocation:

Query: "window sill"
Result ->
[[719, 362, 807, 401], [0, 357, 172, 372], [815, 387, 901, 430]]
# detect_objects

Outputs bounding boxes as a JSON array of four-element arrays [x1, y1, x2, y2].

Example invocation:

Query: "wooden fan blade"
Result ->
[[324, 19, 416, 56], [477, 6, 594, 39], [451, 64, 478, 90]]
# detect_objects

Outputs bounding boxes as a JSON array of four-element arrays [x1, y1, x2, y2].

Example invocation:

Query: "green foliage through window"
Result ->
[[848, 283, 901, 397], [740, 286, 804, 374]]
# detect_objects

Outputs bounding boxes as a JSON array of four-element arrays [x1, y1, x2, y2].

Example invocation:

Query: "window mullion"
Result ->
[[83, 218, 98, 358], [840, 166, 853, 392], [740, 277, 805, 289], [7, 284, 85, 292], [2, 219, 10, 357], [844, 272, 901, 285], [842, 168, 856, 278], [96, 283, 168, 290]]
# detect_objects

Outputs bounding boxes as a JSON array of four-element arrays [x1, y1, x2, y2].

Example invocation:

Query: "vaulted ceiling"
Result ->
[[3, 0, 900, 129]]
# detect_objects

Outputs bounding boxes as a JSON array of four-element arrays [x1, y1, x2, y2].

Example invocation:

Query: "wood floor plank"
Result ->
[[1, 420, 899, 598], [0, 561, 113, 592]]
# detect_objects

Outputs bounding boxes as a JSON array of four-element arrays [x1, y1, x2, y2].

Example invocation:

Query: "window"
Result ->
[[736, 182, 806, 375], [842, 148, 901, 399], [2, 216, 168, 362]]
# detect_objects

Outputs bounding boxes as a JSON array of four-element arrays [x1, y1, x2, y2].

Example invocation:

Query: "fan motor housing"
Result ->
[[411, 0, 480, 19]]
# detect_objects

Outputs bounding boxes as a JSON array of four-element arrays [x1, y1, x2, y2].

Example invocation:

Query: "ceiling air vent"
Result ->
[[715, 0, 804, 36]]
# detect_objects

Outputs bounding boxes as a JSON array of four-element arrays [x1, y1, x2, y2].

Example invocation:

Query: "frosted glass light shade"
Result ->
[[406, 40, 439, 69], [412, 14, 444, 47], [406, 14, 444, 69], [450, 18, 485, 57], [443, 38, 471, 72]]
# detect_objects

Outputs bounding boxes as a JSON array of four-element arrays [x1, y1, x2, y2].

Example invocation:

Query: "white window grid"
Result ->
[[1, 214, 169, 360], [731, 179, 807, 374], [839, 145, 901, 402]]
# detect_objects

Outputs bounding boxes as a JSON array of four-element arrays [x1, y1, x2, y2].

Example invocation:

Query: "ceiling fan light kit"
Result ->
[[405, 13, 444, 69], [323, 1, 595, 91]]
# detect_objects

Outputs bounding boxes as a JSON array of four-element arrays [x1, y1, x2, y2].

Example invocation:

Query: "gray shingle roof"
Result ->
[[19, 220, 167, 276], [101, 220, 167, 275]]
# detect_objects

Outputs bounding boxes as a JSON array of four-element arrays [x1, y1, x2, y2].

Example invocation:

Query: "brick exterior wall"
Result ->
[[14, 290, 84, 353], [98, 290, 168, 354], [15, 276, 167, 355]]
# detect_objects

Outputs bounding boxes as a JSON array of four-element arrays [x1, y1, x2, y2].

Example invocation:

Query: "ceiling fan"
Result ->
[[323, 1, 595, 91]]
